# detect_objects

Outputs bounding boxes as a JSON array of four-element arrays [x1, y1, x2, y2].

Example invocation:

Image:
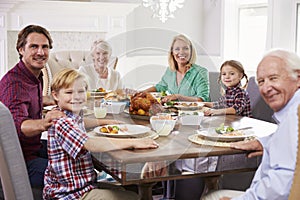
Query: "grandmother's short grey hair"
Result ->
[[90, 39, 112, 57]]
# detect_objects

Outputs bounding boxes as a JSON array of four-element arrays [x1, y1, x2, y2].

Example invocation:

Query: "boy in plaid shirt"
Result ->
[[43, 69, 158, 200]]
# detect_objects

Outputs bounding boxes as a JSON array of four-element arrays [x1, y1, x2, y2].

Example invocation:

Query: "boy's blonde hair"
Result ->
[[51, 69, 88, 93], [168, 34, 197, 71]]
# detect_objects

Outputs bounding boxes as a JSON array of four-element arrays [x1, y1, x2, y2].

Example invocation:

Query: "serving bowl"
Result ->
[[150, 114, 177, 136], [106, 101, 127, 114], [179, 111, 204, 125]]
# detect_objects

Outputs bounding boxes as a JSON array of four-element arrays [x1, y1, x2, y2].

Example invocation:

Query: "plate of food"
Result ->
[[89, 88, 111, 97], [196, 127, 255, 142], [93, 124, 151, 138], [163, 101, 204, 110]]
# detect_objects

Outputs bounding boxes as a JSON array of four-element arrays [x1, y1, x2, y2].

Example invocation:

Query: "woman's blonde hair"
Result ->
[[218, 60, 249, 89], [51, 69, 88, 93], [168, 34, 197, 71], [90, 39, 112, 57]]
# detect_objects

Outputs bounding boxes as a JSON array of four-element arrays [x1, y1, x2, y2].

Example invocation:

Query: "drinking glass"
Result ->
[[94, 100, 107, 118]]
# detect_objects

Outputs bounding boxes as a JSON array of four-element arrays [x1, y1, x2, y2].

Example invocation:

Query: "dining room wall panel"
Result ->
[[4, 1, 137, 74], [8, 13, 110, 32]]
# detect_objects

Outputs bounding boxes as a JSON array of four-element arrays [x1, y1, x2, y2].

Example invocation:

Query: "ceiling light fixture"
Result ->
[[142, 0, 185, 23]]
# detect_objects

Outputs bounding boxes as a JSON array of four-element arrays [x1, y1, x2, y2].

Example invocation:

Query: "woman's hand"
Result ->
[[161, 94, 181, 103]]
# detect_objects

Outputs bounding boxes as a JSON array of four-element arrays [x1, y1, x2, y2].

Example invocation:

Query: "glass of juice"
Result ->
[[94, 100, 107, 118]]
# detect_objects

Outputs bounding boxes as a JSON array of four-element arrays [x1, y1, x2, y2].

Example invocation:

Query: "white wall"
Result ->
[[1, 0, 225, 80], [1, 0, 299, 80], [1, 0, 139, 78]]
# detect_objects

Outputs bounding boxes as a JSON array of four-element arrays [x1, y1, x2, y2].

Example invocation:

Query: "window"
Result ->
[[238, 5, 268, 72], [223, 0, 268, 74], [296, 3, 300, 53]]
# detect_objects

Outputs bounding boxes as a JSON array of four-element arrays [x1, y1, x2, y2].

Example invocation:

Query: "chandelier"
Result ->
[[142, 0, 185, 23]]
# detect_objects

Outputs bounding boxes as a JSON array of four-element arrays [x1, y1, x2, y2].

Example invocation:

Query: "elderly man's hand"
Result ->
[[230, 139, 263, 158], [141, 161, 168, 179]]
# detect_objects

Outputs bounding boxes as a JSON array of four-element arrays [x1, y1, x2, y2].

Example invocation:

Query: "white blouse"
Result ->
[[78, 64, 123, 91]]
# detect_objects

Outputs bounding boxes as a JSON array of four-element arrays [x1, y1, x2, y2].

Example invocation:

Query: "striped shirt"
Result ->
[[213, 86, 252, 117], [43, 109, 95, 199]]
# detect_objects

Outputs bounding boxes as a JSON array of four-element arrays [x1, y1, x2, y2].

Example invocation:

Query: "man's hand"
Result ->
[[21, 108, 65, 137], [230, 139, 263, 158], [44, 109, 65, 129]]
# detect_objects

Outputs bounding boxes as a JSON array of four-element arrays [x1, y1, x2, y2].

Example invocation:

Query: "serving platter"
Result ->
[[93, 124, 150, 138], [196, 129, 255, 142], [123, 109, 151, 120], [89, 90, 112, 97], [164, 101, 204, 110]]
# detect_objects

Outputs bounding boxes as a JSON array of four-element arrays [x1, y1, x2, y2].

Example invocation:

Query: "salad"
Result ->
[[215, 123, 235, 134]]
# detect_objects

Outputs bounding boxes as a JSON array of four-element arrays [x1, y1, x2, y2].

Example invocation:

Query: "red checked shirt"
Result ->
[[212, 85, 252, 117], [0, 60, 43, 161], [43, 109, 95, 200]]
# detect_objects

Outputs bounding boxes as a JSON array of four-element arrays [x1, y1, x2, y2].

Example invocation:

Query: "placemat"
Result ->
[[188, 133, 255, 147], [87, 130, 159, 140]]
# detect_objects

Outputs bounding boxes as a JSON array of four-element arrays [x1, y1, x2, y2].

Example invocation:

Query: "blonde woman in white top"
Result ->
[[79, 39, 123, 91]]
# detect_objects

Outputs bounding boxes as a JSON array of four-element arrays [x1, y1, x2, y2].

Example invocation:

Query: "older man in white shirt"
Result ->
[[201, 49, 300, 200]]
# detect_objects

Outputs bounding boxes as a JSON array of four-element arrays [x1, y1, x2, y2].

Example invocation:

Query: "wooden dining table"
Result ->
[[86, 103, 278, 200]]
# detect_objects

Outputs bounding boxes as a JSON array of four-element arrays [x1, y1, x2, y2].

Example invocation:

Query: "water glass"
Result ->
[[94, 100, 107, 118]]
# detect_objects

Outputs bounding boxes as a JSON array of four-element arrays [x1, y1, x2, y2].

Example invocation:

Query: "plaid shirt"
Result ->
[[213, 86, 252, 117], [43, 109, 95, 200], [0, 60, 43, 161]]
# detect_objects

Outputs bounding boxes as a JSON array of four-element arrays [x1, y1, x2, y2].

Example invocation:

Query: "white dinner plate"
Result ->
[[43, 105, 56, 111], [150, 92, 162, 98], [44, 105, 89, 112], [93, 124, 150, 138], [196, 129, 255, 142]]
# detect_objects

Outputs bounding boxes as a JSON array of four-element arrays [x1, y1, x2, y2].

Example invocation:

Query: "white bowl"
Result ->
[[106, 101, 127, 114], [179, 111, 204, 125], [150, 116, 176, 136]]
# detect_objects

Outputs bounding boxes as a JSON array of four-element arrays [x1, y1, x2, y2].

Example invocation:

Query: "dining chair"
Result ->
[[288, 105, 300, 199], [0, 102, 34, 200], [43, 50, 118, 96], [246, 76, 275, 123], [209, 71, 222, 102]]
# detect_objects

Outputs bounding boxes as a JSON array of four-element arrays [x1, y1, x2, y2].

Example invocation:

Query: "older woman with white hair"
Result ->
[[78, 39, 123, 91]]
